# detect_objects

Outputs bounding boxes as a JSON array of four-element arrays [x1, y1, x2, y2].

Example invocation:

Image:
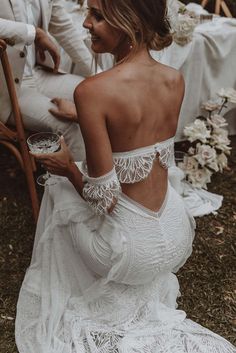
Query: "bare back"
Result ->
[[76, 52, 185, 212], [105, 61, 183, 152]]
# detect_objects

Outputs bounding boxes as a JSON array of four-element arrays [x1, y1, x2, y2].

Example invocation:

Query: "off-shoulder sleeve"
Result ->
[[76, 162, 121, 216]]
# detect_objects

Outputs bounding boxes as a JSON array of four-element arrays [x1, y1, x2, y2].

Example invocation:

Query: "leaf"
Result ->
[[215, 226, 224, 235], [1, 315, 14, 321]]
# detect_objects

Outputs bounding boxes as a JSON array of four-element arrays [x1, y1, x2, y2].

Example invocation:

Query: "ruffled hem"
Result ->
[[16, 289, 236, 353]]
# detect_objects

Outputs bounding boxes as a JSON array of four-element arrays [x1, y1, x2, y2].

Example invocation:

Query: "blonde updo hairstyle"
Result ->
[[99, 0, 172, 59]]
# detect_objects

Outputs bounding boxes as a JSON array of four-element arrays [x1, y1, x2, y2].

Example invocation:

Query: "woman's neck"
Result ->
[[115, 45, 155, 66]]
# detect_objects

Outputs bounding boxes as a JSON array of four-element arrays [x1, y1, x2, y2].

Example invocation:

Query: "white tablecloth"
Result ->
[[151, 16, 236, 140]]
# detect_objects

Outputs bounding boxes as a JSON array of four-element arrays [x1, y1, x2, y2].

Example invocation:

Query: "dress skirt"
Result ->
[[15, 178, 236, 353]]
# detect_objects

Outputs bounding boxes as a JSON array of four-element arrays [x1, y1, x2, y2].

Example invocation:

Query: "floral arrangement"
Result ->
[[179, 88, 236, 189], [172, 5, 198, 46]]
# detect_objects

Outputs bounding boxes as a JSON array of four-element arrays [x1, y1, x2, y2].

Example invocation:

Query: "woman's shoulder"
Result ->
[[153, 63, 185, 104], [158, 63, 184, 87], [73, 69, 120, 125], [74, 68, 118, 102]]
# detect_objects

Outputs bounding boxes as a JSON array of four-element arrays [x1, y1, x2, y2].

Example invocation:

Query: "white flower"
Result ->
[[217, 153, 228, 172], [184, 119, 211, 143], [187, 168, 212, 189], [195, 143, 217, 167], [173, 14, 197, 45], [207, 114, 228, 129], [185, 91, 232, 188], [207, 160, 219, 172], [188, 147, 195, 155], [211, 128, 231, 153], [217, 88, 236, 104], [213, 127, 229, 138], [202, 100, 221, 112], [179, 155, 199, 173], [167, 0, 181, 28]]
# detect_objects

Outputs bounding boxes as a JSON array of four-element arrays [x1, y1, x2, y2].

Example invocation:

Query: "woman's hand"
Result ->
[[31, 136, 75, 178], [49, 98, 78, 123]]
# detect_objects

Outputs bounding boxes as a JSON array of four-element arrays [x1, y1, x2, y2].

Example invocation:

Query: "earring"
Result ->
[[128, 41, 133, 50]]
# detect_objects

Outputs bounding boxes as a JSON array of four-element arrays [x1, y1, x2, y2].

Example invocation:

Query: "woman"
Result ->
[[15, 0, 235, 352]]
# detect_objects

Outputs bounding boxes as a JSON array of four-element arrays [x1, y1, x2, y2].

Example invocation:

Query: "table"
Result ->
[[151, 16, 236, 140]]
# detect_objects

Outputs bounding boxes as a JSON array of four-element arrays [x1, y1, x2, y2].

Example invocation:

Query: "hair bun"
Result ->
[[149, 32, 173, 51]]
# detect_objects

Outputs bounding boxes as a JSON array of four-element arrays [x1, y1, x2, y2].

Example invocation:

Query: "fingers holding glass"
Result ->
[[27, 132, 61, 186]]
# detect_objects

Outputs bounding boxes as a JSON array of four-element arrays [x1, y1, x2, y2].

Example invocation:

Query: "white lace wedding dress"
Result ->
[[15, 137, 235, 353]]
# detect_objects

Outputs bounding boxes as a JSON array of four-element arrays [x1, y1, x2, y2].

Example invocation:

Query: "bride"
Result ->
[[15, 0, 235, 352]]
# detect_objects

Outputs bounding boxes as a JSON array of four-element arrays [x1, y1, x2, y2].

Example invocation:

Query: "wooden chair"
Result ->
[[0, 39, 39, 222], [201, 0, 232, 18]]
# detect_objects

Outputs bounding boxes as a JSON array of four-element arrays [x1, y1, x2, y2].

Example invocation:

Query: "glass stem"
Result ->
[[45, 171, 51, 180]]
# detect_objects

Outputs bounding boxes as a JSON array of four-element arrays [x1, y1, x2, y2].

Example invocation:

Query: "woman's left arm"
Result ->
[[74, 78, 114, 178], [73, 79, 120, 214]]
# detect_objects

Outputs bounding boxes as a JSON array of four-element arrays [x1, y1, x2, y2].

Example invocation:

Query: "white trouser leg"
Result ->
[[34, 67, 84, 101], [8, 71, 86, 160]]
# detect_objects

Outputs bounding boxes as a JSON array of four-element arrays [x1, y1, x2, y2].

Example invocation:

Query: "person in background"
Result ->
[[15, 0, 236, 352], [0, 0, 95, 159]]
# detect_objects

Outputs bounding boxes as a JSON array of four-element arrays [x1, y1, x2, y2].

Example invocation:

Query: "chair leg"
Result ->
[[0, 121, 17, 140], [0, 139, 39, 221], [201, 0, 209, 8], [1, 46, 39, 222], [15, 116, 39, 221], [0, 140, 24, 170], [220, 0, 232, 17], [215, 0, 221, 14], [22, 151, 40, 222], [17, 130, 39, 222]]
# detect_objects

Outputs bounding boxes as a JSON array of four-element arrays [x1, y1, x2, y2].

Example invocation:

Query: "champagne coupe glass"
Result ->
[[27, 132, 61, 186]]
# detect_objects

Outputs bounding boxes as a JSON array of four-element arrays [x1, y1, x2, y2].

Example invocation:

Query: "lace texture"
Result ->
[[15, 178, 235, 353], [75, 138, 174, 214], [113, 152, 157, 183], [82, 166, 121, 215], [155, 138, 175, 168], [113, 137, 175, 183], [16, 286, 235, 353]]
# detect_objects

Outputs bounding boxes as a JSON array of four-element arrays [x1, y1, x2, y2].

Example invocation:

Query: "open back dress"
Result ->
[[15, 136, 235, 353]]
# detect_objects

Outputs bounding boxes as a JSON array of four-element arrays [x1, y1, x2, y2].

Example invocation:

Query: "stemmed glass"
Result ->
[[27, 132, 61, 186]]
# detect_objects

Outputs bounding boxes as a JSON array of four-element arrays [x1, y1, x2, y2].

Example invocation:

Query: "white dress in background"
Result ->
[[15, 137, 236, 353]]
